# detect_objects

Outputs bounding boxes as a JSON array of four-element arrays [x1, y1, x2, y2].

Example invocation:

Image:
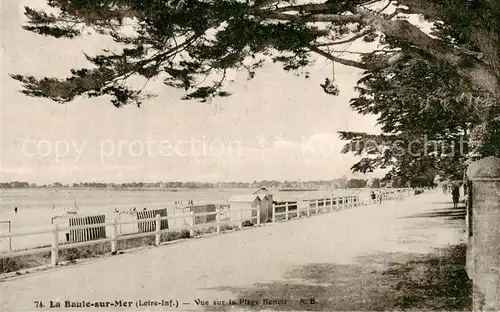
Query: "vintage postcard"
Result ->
[[2, 0, 497, 311]]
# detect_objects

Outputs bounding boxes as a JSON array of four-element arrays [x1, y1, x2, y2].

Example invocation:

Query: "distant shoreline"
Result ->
[[0, 187, 241, 192]]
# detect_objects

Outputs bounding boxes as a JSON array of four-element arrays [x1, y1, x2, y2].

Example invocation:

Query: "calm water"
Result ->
[[0, 188, 368, 251]]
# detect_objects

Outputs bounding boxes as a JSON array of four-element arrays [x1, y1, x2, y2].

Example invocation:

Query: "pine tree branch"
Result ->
[[249, 9, 364, 23], [308, 45, 372, 69], [253, 0, 282, 9], [354, 8, 500, 97], [312, 30, 372, 46], [271, 3, 333, 13], [253, 3, 498, 96], [377, 0, 393, 14], [308, 45, 405, 70]]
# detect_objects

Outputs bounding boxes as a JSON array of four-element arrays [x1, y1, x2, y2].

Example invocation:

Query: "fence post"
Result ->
[[238, 208, 243, 229], [182, 207, 185, 228], [111, 217, 118, 254], [272, 204, 276, 223], [315, 200, 319, 214], [323, 198, 327, 213], [285, 202, 289, 221], [216, 206, 221, 234], [307, 201, 311, 216], [189, 211, 195, 237], [297, 203, 301, 219], [173, 205, 176, 228], [51, 223, 59, 267], [155, 214, 161, 246], [8, 221, 12, 252]]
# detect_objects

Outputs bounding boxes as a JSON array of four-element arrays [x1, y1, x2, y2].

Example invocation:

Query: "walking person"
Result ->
[[370, 191, 376, 204], [452, 185, 460, 208], [14, 207, 18, 214]]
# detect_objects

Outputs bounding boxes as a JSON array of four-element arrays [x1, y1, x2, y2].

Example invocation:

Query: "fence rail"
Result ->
[[273, 195, 359, 222], [0, 189, 413, 266]]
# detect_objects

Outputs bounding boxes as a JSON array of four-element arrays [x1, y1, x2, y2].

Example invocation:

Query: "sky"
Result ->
[[1, 0, 386, 184]]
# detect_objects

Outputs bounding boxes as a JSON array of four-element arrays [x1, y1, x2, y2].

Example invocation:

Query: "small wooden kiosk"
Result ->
[[229, 191, 274, 225]]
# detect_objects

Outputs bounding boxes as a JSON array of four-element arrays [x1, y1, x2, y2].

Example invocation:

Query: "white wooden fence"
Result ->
[[0, 189, 413, 267], [272, 195, 359, 222]]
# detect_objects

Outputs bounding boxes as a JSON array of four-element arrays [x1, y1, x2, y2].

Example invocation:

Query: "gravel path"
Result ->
[[1, 191, 466, 311]]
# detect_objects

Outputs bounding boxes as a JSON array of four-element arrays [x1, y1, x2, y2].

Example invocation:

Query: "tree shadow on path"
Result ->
[[402, 205, 467, 222], [204, 245, 471, 311]]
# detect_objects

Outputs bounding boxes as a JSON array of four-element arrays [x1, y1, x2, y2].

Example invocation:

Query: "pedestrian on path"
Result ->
[[452, 185, 460, 208]]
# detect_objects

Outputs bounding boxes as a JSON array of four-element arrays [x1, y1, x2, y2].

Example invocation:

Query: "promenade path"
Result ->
[[1, 191, 467, 311]]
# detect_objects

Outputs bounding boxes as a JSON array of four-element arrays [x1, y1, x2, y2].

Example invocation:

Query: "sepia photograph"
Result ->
[[1, 0, 499, 311]]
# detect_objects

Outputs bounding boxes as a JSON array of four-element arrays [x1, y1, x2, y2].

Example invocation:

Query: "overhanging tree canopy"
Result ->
[[11, 0, 500, 108]]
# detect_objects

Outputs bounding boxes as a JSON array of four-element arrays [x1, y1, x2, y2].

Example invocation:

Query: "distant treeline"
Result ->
[[0, 178, 386, 189]]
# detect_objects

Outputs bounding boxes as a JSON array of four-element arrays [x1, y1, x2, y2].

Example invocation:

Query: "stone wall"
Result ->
[[467, 156, 500, 311]]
